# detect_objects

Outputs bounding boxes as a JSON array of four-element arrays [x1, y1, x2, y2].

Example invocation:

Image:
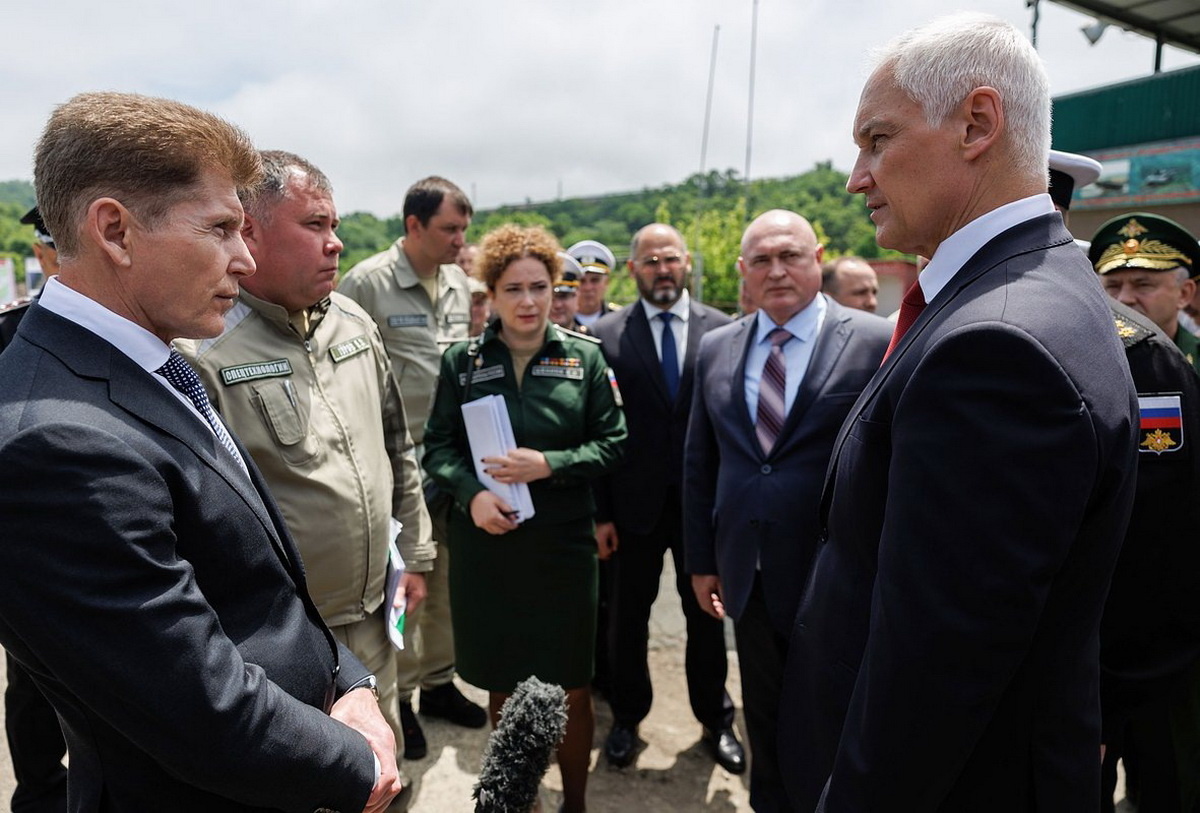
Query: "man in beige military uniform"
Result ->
[[178, 152, 433, 808], [338, 176, 487, 758]]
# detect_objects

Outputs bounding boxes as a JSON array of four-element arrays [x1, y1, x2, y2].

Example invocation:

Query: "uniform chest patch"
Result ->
[[1138, 393, 1184, 454], [458, 365, 506, 386], [531, 357, 584, 379], [219, 358, 293, 386], [329, 335, 371, 363], [387, 314, 429, 328], [445, 313, 471, 325]]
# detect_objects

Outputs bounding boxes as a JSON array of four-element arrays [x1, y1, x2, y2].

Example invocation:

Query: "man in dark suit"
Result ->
[[0, 92, 401, 812], [592, 223, 742, 772], [777, 14, 1138, 812], [684, 210, 891, 811]]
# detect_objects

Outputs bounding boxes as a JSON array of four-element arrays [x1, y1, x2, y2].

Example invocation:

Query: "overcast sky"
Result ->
[[4, 1, 1198, 216]]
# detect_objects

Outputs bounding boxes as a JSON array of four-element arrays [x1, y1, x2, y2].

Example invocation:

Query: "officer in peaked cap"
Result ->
[[1, 208, 57, 350], [1, 208, 69, 810], [1090, 212, 1200, 374], [1048, 149, 1102, 215], [1049, 159, 1200, 812], [550, 252, 590, 334], [567, 239, 620, 328]]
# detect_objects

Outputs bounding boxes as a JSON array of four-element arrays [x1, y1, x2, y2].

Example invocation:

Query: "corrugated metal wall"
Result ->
[[1053, 64, 1200, 151]]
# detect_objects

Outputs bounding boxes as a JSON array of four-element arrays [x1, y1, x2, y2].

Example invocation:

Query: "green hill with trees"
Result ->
[[0, 165, 899, 306]]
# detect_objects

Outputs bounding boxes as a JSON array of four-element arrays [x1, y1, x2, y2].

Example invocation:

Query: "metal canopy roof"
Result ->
[[1047, 0, 1200, 56]]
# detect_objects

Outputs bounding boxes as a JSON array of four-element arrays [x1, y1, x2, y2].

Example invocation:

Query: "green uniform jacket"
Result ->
[[178, 291, 434, 627], [423, 321, 627, 525], [1173, 324, 1200, 377]]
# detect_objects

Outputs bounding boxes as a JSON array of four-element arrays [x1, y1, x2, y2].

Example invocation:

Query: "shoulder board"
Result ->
[[554, 325, 602, 344], [0, 297, 33, 315], [1112, 313, 1154, 349]]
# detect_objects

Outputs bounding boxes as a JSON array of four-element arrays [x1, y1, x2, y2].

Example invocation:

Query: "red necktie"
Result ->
[[882, 281, 926, 363]]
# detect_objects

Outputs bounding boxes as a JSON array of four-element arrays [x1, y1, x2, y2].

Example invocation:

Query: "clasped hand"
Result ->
[[469, 448, 551, 536]]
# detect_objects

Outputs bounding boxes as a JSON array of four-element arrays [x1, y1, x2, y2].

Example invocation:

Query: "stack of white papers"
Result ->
[[461, 394, 536, 523], [385, 518, 406, 650]]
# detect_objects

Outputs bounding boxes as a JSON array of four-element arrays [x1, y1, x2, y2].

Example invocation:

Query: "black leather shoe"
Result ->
[[419, 682, 488, 729], [703, 727, 746, 774], [604, 723, 639, 768], [399, 701, 427, 760]]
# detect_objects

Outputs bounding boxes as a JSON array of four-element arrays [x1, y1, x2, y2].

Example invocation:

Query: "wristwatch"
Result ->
[[346, 673, 379, 701]]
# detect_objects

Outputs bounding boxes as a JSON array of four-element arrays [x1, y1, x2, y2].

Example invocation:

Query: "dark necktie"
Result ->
[[658, 312, 680, 401], [882, 280, 927, 362], [756, 327, 793, 455], [156, 349, 246, 468]]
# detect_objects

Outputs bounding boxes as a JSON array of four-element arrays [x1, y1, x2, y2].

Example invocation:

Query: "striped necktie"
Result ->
[[156, 349, 246, 470], [756, 327, 793, 455]]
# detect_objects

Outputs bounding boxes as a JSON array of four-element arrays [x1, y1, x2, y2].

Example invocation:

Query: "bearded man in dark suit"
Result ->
[[591, 223, 742, 773]]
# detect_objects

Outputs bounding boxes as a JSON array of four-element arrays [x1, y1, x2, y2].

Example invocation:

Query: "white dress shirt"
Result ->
[[744, 293, 827, 422], [641, 289, 692, 376]]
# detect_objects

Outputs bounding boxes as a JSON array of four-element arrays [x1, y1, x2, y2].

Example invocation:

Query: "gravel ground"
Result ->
[[0, 553, 1129, 811]]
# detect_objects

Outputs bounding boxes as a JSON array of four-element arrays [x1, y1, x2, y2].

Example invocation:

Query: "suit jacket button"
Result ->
[[760, 464, 772, 475]]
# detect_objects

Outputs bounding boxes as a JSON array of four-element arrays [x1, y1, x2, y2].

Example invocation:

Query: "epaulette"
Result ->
[[1112, 313, 1154, 349], [0, 296, 33, 315], [553, 324, 602, 344]]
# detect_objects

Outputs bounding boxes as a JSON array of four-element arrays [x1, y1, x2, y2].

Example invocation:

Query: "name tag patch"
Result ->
[[220, 359, 293, 386], [445, 313, 471, 325], [329, 335, 371, 364], [388, 314, 429, 328], [458, 365, 506, 386], [1138, 393, 1184, 454], [531, 365, 584, 380]]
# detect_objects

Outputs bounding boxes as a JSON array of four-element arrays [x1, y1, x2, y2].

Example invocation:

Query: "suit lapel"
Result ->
[[677, 303, 707, 413], [817, 213, 1072, 522], [625, 304, 673, 407], [728, 317, 757, 449], [776, 303, 852, 452], [30, 308, 293, 567]]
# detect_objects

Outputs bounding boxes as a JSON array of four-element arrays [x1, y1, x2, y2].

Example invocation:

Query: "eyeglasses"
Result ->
[[636, 254, 685, 269]]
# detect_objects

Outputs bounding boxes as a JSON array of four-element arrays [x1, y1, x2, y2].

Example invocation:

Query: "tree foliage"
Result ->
[[0, 166, 903, 306]]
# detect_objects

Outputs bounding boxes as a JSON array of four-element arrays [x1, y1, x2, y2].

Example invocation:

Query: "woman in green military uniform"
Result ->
[[423, 224, 626, 812]]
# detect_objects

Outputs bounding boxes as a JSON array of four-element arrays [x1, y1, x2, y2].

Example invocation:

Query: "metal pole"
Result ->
[[744, 0, 759, 221], [693, 24, 721, 303]]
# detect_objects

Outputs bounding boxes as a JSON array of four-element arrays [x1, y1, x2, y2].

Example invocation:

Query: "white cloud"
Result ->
[[3, 0, 1196, 215]]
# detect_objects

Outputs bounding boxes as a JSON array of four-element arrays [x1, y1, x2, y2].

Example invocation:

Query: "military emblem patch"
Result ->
[[1138, 393, 1184, 455]]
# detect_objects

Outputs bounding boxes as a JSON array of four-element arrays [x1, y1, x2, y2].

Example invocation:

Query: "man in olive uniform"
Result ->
[[1090, 213, 1200, 375], [1, 207, 67, 813], [338, 176, 488, 758], [178, 151, 432, 809]]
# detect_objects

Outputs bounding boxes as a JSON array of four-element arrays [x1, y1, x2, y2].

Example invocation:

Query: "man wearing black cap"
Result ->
[[549, 253, 590, 334], [0, 208, 57, 352], [1090, 212, 1200, 375], [1, 208, 69, 813]]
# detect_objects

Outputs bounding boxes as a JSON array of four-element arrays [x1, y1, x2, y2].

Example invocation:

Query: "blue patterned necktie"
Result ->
[[156, 349, 246, 469], [756, 328, 793, 455], [658, 311, 680, 401]]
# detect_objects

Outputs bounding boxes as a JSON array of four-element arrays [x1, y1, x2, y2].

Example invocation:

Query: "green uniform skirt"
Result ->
[[447, 511, 598, 694]]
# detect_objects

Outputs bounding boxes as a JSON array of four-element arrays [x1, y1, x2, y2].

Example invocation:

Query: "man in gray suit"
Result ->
[[685, 210, 891, 811], [0, 92, 400, 812]]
